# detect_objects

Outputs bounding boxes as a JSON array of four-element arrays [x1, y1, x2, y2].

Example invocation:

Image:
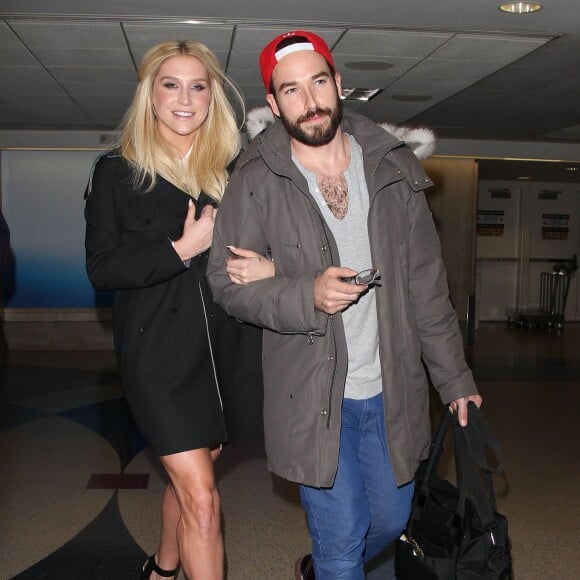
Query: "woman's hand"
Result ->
[[225, 245, 275, 285], [172, 201, 217, 261]]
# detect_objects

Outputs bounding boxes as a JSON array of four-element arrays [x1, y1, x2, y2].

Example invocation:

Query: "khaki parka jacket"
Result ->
[[207, 109, 478, 488]]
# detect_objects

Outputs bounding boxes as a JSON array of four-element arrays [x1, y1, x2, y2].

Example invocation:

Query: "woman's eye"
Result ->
[[163, 82, 178, 89], [191, 84, 207, 91]]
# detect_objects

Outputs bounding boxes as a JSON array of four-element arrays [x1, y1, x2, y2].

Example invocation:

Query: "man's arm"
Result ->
[[207, 169, 325, 334], [407, 190, 481, 415]]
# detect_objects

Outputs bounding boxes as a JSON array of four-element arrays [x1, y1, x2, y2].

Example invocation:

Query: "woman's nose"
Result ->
[[179, 87, 191, 105]]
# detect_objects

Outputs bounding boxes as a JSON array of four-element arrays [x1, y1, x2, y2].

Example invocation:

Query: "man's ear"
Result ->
[[334, 71, 342, 95], [266, 93, 280, 118]]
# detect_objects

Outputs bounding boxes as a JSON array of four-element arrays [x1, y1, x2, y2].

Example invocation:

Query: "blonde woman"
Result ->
[[84, 41, 272, 580]]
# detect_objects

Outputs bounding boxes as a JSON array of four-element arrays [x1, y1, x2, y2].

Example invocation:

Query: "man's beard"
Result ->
[[278, 97, 343, 146]]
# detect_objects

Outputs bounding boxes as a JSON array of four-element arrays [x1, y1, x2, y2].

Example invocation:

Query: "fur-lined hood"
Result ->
[[245, 106, 436, 160]]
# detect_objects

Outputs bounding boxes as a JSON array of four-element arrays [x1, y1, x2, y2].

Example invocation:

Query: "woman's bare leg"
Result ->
[[159, 447, 223, 580], [149, 484, 180, 577]]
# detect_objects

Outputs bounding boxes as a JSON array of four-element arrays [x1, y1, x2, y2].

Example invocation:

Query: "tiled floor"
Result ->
[[1, 322, 579, 579]]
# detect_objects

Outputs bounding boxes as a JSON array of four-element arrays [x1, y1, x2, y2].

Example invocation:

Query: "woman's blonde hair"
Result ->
[[118, 40, 244, 201]]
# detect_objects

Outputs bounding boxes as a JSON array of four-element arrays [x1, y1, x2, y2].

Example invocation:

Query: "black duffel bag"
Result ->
[[395, 402, 512, 579]]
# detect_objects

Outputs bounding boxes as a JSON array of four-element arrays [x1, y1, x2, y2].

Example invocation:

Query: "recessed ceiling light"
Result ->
[[564, 166, 578, 171], [345, 61, 394, 71], [517, 176, 531, 180], [499, 2, 542, 14]]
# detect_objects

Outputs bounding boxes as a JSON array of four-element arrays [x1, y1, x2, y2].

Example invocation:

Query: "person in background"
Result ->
[[84, 40, 273, 580], [0, 208, 11, 367], [207, 30, 482, 580]]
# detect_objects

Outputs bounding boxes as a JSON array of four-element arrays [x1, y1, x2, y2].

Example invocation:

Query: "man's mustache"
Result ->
[[297, 108, 332, 123]]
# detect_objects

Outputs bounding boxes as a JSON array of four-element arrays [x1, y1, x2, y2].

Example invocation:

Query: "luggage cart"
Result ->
[[506, 256, 577, 329]]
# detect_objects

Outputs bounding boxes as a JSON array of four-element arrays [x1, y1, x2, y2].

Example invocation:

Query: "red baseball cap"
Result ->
[[259, 30, 335, 91]]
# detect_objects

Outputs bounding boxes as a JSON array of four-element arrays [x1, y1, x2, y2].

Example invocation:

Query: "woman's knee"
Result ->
[[178, 484, 220, 533]]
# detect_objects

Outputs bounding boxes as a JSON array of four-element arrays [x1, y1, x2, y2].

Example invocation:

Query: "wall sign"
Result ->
[[477, 209, 505, 236], [542, 213, 569, 240]]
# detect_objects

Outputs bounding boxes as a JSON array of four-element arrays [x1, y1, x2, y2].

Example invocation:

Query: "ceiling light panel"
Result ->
[[431, 34, 550, 64], [9, 21, 134, 68], [233, 26, 343, 53], [363, 32, 552, 121], [332, 29, 452, 58], [0, 21, 40, 67], [0, 66, 66, 97], [10, 21, 127, 50], [332, 54, 417, 88], [123, 23, 234, 52]]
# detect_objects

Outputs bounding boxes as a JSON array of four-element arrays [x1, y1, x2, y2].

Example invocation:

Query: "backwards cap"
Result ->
[[259, 30, 335, 91]]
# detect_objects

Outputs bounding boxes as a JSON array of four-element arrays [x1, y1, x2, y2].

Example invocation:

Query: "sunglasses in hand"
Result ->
[[341, 268, 381, 286]]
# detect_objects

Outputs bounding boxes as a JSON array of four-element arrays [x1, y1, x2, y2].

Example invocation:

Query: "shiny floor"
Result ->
[[1, 322, 579, 579]]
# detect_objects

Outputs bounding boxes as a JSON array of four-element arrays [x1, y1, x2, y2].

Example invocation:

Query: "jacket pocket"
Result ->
[[273, 240, 303, 277]]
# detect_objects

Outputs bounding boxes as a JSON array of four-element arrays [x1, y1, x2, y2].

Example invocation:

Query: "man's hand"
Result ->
[[314, 266, 368, 314], [449, 394, 483, 427]]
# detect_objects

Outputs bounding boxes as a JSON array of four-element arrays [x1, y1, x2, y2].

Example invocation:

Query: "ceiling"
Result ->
[[1, 0, 580, 157]]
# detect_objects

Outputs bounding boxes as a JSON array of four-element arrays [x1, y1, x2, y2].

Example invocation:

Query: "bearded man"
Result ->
[[207, 30, 481, 580]]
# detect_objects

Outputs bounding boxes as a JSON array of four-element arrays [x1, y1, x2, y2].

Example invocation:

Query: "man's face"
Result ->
[[266, 50, 342, 146]]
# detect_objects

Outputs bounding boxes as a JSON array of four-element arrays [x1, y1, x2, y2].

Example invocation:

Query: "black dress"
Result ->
[[84, 152, 263, 455]]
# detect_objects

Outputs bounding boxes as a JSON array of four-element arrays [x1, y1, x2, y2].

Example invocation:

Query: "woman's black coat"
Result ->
[[84, 152, 263, 455]]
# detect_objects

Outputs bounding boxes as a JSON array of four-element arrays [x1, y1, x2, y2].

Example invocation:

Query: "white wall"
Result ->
[[1, 132, 579, 320], [476, 180, 579, 322], [2, 131, 580, 161], [1, 149, 104, 308]]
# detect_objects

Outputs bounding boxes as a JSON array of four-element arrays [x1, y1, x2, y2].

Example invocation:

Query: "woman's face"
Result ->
[[151, 55, 211, 154]]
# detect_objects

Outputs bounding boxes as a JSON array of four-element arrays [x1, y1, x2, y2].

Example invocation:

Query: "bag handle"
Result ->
[[461, 401, 504, 476], [418, 406, 451, 497], [453, 413, 495, 528], [411, 403, 503, 531], [453, 402, 505, 529]]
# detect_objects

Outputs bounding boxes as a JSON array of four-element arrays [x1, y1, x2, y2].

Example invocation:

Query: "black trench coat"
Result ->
[[85, 152, 263, 455]]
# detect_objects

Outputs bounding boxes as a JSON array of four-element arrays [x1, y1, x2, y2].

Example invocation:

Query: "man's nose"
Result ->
[[303, 87, 317, 110]]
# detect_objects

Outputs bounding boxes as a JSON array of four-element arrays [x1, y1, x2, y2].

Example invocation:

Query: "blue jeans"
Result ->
[[299, 392, 414, 580]]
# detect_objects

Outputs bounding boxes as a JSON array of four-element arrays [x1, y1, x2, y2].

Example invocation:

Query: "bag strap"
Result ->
[[410, 403, 504, 533], [408, 408, 466, 535], [462, 401, 504, 476], [452, 404, 501, 529], [418, 407, 452, 496]]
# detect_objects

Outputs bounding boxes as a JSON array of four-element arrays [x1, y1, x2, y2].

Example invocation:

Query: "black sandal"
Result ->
[[141, 554, 178, 579]]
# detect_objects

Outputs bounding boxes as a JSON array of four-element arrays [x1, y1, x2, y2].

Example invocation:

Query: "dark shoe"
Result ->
[[294, 554, 315, 580], [141, 554, 178, 579]]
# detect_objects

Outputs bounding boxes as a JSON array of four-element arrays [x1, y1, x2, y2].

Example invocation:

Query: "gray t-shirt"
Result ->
[[294, 135, 381, 400]]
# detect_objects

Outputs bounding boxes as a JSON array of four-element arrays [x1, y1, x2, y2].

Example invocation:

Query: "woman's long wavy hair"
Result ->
[[118, 40, 244, 201]]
